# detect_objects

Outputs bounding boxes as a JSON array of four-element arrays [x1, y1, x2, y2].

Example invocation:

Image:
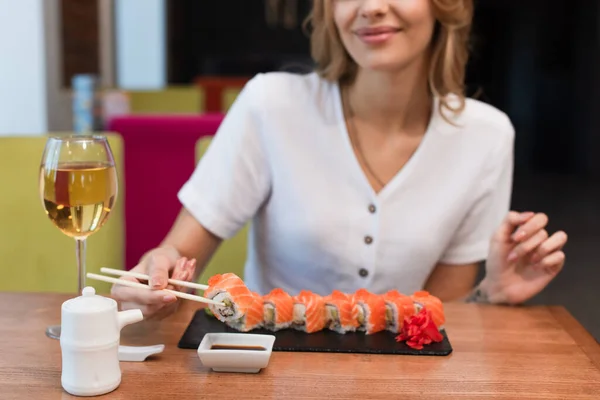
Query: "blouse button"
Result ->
[[359, 268, 369, 277], [368, 204, 376, 213], [364, 235, 373, 245]]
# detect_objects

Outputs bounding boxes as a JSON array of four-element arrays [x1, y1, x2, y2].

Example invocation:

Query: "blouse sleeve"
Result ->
[[439, 121, 515, 264], [177, 74, 271, 239]]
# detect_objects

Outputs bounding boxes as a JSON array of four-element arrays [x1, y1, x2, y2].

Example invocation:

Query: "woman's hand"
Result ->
[[110, 245, 197, 318], [479, 211, 568, 305]]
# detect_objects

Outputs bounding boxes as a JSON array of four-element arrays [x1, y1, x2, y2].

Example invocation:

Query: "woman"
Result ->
[[112, 0, 568, 318]]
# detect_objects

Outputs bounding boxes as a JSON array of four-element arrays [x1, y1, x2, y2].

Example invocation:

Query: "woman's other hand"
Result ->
[[481, 211, 568, 305]]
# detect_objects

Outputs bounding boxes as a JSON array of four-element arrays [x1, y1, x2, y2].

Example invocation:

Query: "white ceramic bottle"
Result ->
[[60, 286, 143, 397]]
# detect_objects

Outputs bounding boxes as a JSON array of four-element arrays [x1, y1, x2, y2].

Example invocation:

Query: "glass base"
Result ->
[[46, 324, 61, 340]]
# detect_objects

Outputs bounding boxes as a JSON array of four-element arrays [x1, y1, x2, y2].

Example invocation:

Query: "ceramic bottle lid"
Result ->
[[63, 286, 116, 314]]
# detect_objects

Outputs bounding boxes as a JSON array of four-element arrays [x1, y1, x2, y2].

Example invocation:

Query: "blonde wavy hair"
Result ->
[[304, 0, 474, 119]]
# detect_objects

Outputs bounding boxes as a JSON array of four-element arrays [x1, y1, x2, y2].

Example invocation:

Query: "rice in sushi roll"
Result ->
[[292, 290, 327, 333], [225, 291, 264, 332], [203, 273, 255, 322], [382, 290, 415, 333], [323, 290, 360, 334], [352, 289, 386, 335], [262, 288, 294, 331]]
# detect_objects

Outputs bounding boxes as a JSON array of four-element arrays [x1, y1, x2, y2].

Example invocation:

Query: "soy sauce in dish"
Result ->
[[210, 344, 266, 351]]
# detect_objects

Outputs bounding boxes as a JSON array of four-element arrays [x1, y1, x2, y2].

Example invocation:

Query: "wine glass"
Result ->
[[39, 134, 118, 339]]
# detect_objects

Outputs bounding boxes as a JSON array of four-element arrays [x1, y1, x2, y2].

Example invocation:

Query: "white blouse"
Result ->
[[178, 72, 514, 296]]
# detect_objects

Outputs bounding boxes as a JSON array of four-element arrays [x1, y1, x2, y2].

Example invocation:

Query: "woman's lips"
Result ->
[[354, 26, 401, 45]]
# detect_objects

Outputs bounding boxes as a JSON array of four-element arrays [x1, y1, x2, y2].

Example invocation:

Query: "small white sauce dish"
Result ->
[[197, 332, 276, 373]]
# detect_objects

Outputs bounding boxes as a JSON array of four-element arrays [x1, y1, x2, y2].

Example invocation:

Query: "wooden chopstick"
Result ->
[[100, 267, 209, 290], [86, 273, 224, 306]]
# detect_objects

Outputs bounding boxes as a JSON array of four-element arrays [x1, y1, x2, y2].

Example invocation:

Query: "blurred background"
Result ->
[[0, 0, 598, 339]]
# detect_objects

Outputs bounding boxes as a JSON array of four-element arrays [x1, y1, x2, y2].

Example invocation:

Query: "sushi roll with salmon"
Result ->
[[411, 290, 445, 328], [353, 289, 387, 335], [324, 290, 360, 334], [382, 290, 415, 333], [226, 291, 264, 332], [292, 290, 327, 333], [203, 273, 255, 322], [262, 288, 294, 331]]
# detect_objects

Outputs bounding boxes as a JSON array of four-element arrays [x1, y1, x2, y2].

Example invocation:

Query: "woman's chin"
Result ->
[[353, 51, 427, 75], [358, 62, 409, 74], [354, 56, 415, 74]]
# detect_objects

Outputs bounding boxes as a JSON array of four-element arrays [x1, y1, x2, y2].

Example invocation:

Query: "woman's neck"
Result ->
[[345, 59, 432, 136]]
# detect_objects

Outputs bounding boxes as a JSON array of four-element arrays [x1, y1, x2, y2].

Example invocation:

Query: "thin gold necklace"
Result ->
[[343, 87, 387, 190]]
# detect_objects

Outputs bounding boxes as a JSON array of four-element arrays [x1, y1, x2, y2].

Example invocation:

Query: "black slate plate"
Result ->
[[178, 310, 453, 356]]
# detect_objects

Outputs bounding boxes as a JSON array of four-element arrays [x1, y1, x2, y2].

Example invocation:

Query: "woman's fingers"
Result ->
[[146, 253, 175, 289], [182, 259, 198, 293], [111, 276, 177, 306], [167, 257, 188, 291], [533, 250, 566, 275], [166, 258, 197, 293], [530, 231, 568, 263], [111, 254, 199, 319], [511, 213, 549, 243], [508, 229, 548, 262], [493, 211, 534, 242]]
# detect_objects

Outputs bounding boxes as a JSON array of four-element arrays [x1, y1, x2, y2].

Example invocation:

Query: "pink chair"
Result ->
[[107, 113, 224, 269]]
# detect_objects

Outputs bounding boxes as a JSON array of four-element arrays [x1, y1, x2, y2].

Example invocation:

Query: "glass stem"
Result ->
[[76, 238, 87, 295]]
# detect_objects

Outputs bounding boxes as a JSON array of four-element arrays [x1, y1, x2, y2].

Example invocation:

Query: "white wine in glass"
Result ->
[[39, 135, 118, 339]]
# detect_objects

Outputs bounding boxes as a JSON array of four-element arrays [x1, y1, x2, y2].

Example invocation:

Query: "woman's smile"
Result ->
[[354, 25, 402, 45]]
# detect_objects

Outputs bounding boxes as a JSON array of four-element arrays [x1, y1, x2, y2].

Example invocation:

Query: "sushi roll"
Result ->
[[262, 288, 294, 331], [411, 290, 445, 328], [324, 290, 360, 333], [382, 290, 415, 333], [323, 290, 360, 334], [353, 289, 386, 335], [226, 291, 264, 332], [203, 273, 255, 322], [292, 290, 327, 333]]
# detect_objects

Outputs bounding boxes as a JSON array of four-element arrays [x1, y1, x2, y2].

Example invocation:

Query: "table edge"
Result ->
[[548, 306, 600, 370]]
